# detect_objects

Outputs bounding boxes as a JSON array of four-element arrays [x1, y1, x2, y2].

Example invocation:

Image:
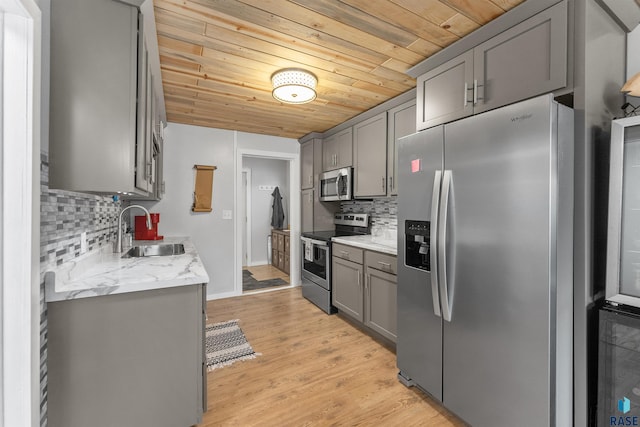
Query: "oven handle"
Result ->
[[302, 237, 328, 248]]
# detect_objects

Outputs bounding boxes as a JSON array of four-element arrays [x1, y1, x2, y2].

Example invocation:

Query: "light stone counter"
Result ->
[[45, 236, 209, 302], [331, 234, 397, 256]]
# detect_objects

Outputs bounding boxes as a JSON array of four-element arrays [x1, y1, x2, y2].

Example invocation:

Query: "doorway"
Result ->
[[241, 157, 290, 294], [1, 0, 42, 423], [235, 148, 300, 297]]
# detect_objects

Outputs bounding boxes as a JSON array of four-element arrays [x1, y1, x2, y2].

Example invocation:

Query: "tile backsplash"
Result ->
[[340, 197, 397, 235], [39, 152, 121, 427]]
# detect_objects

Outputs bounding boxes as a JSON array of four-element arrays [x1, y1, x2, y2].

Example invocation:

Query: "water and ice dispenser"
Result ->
[[405, 220, 430, 271]]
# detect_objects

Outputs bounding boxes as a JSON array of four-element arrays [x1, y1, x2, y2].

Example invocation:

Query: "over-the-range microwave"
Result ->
[[319, 167, 352, 201]]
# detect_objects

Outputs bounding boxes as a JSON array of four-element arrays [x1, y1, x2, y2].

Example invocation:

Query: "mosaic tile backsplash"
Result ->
[[39, 152, 122, 426], [340, 197, 397, 235]]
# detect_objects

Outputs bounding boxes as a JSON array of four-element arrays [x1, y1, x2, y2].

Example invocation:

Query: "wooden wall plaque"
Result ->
[[192, 165, 217, 212]]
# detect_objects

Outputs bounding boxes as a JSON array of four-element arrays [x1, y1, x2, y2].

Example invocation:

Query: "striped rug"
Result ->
[[206, 319, 259, 371]]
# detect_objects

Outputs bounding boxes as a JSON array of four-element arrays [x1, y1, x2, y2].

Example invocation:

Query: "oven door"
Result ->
[[301, 238, 330, 290]]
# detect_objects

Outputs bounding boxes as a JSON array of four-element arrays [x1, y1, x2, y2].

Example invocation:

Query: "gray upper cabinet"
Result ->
[[387, 100, 416, 196], [416, 1, 567, 130], [301, 140, 314, 190], [301, 189, 314, 233], [49, 0, 162, 197], [354, 112, 387, 198], [417, 50, 474, 131], [473, 1, 567, 114], [322, 128, 353, 172]]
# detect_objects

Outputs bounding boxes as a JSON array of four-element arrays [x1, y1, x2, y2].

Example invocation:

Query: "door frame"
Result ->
[[0, 0, 42, 424], [242, 168, 252, 267], [234, 148, 300, 297]]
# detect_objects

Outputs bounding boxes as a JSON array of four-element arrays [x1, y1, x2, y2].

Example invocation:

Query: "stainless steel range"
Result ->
[[301, 213, 369, 314]]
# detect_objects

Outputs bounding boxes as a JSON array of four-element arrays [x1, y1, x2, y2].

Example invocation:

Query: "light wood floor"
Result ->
[[200, 287, 465, 427], [243, 264, 290, 284]]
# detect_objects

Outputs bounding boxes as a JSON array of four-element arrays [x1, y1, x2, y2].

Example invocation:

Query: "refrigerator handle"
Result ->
[[430, 170, 442, 318], [438, 170, 453, 322]]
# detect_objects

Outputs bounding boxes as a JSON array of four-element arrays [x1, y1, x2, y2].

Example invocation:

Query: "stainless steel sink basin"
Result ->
[[122, 243, 185, 258]]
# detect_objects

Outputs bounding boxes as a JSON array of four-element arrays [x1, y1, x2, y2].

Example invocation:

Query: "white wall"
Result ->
[[140, 124, 299, 299], [243, 157, 289, 265]]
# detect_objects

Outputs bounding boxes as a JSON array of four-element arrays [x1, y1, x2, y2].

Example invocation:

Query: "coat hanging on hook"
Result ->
[[271, 186, 285, 229]]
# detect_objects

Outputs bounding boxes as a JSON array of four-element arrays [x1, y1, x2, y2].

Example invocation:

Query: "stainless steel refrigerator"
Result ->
[[396, 94, 574, 427]]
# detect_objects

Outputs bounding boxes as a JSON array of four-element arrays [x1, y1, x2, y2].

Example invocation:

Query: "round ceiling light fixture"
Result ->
[[271, 68, 317, 104]]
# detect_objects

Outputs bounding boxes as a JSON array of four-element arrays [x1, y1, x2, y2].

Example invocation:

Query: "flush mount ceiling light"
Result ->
[[271, 68, 317, 104]]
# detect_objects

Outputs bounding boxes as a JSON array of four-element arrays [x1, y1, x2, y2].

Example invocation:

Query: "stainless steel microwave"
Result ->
[[319, 168, 352, 201]]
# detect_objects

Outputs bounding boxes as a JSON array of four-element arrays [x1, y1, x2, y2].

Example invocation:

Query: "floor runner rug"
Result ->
[[206, 319, 259, 371]]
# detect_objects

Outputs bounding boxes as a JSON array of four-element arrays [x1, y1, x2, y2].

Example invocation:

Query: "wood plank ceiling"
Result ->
[[154, 0, 525, 139]]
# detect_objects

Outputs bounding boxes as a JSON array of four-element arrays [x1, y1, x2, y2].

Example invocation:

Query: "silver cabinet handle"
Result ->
[[340, 250, 350, 258], [431, 170, 442, 318], [357, 271, 361, 288], [377, 261, 391, 268], [390, 176, 393, 191], [473, 79, 478, 105], [438, 170, 454, 322], [464, 82, 469, 107], [382, 177, 385, 191]]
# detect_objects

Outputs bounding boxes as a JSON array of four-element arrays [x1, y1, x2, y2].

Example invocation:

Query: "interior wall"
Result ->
[[139, 124, 298, 299], [242, 157, 289, 265]]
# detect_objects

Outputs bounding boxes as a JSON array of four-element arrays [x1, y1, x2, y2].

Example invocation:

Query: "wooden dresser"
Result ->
[[271, 229, 290, 275]]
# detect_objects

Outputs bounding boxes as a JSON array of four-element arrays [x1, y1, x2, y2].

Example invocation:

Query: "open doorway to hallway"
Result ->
[[241, 156, 292, 294]]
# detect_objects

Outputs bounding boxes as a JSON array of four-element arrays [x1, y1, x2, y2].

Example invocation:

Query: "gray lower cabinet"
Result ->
[[416, 0, 568, 130], [365, 266, 397, 343], [354, 112, 387, 198], [332, 256, 364, 322], [332, 243, 397, 342], [47, 284, 206, 427]]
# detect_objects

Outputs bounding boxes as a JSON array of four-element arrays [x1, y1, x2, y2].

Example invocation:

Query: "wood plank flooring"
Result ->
[[200, 287, 465, 426], [243, 264, 290, 283]]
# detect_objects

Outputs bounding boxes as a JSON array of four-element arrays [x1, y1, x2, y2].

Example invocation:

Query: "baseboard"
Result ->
[[206, 290, 241, 301]]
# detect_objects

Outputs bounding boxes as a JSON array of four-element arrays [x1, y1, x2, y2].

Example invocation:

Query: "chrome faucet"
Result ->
[[115, 205, 152, 253]]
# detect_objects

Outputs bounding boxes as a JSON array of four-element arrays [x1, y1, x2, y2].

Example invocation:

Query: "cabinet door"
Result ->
[[416, 50, 474, 131], [272, 249, 279, 268], [284, 235, 290, 254], [49, 0, 140, 193], [276, 233, 284, 252], [284, 255, 290, 275], [354, 112, 387, 198], [473, 1, 567, 114], [301, 140, 314, 190], [332, 257, 364, 322], [335, 127, 353, 169], [322, 134, 337, 172], [365, 266, 397, 342], [135, 32, 152, 193], [387, 100, 416, 196], [301, 189, 314, 232]]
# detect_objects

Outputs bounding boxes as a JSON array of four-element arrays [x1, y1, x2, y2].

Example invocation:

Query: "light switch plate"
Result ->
[[222, 210, 232, 220]]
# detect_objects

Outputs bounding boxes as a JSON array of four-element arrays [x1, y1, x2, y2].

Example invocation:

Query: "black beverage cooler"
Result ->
[[599, 304, 640, 426]]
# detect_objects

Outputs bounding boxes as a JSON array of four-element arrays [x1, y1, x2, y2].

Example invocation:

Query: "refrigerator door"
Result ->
[[441, 95, 558, 426], [396, 126, 444, 400]]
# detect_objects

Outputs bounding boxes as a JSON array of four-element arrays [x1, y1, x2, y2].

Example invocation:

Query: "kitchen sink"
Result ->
[[122, 243, 185, 258]]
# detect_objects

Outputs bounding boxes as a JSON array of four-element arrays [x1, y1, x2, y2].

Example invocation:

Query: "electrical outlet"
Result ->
[[222, 210, 232, 220], [80, 232, 88, 254]]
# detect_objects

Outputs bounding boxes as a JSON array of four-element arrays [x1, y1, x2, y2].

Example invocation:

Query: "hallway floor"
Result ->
[[242, 264, 290, 293]]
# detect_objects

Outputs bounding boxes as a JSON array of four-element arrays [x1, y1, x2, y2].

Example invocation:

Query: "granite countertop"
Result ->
[[331, 233, 397, 256], [45, 236, 209, 302]]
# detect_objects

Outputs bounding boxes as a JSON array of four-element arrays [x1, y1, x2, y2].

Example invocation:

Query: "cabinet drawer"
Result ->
[[333, 243, 364, 264], [365, 251, 397, 275]]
